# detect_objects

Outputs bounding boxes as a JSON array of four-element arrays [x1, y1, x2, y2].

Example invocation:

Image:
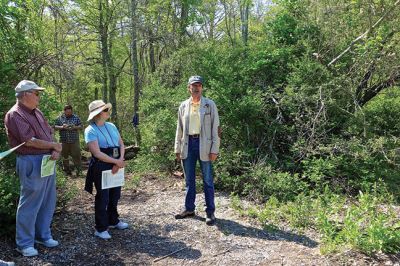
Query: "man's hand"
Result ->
[[175, 153, 181, 161], [50, 150, 60, 160], [53, 142, 62, 153], [209, 153, 218, 161]]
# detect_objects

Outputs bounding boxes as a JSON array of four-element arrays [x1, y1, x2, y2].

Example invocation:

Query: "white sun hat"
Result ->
[[87, 100, 112, 121]]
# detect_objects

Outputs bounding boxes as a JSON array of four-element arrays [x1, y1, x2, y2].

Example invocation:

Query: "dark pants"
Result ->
[[91, 160, 121, 232], [94, 182, 121, 232], [61, 142, 81, 173]]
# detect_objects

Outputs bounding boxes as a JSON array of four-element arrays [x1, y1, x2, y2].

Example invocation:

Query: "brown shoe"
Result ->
[[206, 213, 216, 226], [175, 210, 195, 219]]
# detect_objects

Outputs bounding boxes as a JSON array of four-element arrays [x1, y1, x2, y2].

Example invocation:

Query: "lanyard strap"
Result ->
[[93, 123, 118, 147]]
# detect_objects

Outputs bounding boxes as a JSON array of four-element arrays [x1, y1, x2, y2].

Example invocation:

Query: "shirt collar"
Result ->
[[190, 97, 202, 106], [62, 114, 74, 119], [17, 101, 36, 114]]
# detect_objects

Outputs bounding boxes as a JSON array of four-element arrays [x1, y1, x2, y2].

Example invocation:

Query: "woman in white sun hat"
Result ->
[[84, 100, 128, 239]]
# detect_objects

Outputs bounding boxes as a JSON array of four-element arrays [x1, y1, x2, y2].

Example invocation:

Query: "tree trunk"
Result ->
[[222, 0, 234, 46], [108, 32, 118, 127], [149, 29, 156, 73], [99, 0, 109, 102], [240, 1, 249, 45], [131, 0, 141, 145], [209, 5, 216, 39], [357, 74, 400, 107], [179, 0, 189, 46]]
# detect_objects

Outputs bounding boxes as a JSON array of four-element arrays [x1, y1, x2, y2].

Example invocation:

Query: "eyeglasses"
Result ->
[[27, 91, 40, 96], [102, 108, 109, 113], [191, 83, 202, 87]]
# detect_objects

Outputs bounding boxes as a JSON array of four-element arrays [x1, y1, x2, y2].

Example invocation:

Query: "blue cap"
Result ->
[[188, 75, 203, 85]]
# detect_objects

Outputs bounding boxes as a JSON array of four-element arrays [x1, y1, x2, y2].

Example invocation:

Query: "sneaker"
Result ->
[[109, 221, 128, 230], [174, 210, 195, 219], [35, 238, 59, 248], [16, 247, 38, 257], [94, 230, 111, 239], [0, 259, 15, 266], [206, 213, 216, 226]]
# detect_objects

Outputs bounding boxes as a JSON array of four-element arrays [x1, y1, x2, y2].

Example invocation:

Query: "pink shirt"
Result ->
[[4, 102, 54, 155]]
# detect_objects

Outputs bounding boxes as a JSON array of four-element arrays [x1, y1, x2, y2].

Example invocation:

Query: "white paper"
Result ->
[[101, 168, 125, 189], [41, 155, 56, 178]]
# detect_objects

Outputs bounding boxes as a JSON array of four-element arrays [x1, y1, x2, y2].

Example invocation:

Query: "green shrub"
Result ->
[[319, 191, 400, 254], [258, 196, 282, 226], [0, 163, 74, 236], [0, 166, 19, 236], [348, 88, 400, 137], [301, 137, 400, 196], [55, 166, 77, 210], [216, 156, 307, 202], [214, 150, 251, 193], [254, 187, 400, 254], [281, 193, 314, 230]]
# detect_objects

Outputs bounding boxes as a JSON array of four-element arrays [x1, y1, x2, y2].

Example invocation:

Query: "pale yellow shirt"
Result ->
[[188, 100, 201, 135]]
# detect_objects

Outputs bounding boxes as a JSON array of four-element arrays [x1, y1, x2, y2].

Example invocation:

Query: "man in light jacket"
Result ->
[[174, 75, 220, 225]]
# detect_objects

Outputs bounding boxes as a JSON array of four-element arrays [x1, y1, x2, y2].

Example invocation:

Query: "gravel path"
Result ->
[[0, 174, 397, 265]]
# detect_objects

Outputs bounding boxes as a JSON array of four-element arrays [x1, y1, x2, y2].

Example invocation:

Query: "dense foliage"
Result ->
[[1, 0, 400, 254]]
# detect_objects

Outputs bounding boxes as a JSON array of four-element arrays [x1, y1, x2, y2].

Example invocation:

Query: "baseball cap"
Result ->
[[15, 80, 45, 93], [188, 76, 203, 85]]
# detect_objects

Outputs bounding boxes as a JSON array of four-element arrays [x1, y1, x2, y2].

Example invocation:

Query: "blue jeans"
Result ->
[[16, 154, 57, 249], [182, 137, 215, 215]]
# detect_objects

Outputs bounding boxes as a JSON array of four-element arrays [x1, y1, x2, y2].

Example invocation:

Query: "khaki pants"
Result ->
[[61, 142, 82, 173]]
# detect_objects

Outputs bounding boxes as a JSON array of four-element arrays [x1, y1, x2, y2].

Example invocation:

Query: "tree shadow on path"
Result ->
[[2, 212, 202, 266], [213, 218, 318, 248], [71, 223, 202, 265]]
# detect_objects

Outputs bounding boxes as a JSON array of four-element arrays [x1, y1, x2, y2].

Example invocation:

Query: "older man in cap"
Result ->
[[4, 80, 62, 257], [174, 75, 220, 225]]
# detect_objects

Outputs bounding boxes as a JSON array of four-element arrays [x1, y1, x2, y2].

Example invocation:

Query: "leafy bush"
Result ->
[[349, 88, 400, 137], [301, 137, 400, 196], [216, 153, 307, 202], [0, 166, 19, 236], [317, 191, 400, 254], [255, 188, 400, 254], [55, 167, 78, 210]]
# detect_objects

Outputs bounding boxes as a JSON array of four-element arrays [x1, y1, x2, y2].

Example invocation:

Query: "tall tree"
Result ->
[[239, 0, 250, 45], [99, 0, 110, 102], [131, 0, 141, 144]]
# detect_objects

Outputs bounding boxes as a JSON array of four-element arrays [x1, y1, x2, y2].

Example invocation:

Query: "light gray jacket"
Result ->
[[174, 96, 220, 161]]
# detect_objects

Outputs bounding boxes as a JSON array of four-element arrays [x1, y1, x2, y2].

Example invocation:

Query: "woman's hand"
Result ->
[[111, 165, 120, 174], [115, 159, 125, 168], [111, 159, 125, 174]]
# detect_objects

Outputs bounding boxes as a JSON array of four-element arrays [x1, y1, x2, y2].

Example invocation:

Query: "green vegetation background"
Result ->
[[1, 0, 400, 255]]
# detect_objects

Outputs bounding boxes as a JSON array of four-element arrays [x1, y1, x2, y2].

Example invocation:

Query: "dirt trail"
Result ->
[[0, 174, 389, 265]]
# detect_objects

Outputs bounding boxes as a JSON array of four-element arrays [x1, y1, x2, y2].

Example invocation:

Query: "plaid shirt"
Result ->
[[55, 114, 82, 143], [4, 102, 54, 155]]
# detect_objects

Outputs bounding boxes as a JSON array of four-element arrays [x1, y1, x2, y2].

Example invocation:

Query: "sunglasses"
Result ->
[[102, 108, 109, 113]]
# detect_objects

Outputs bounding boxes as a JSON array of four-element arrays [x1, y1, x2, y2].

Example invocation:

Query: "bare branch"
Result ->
[[327, 0, 400, 67]]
